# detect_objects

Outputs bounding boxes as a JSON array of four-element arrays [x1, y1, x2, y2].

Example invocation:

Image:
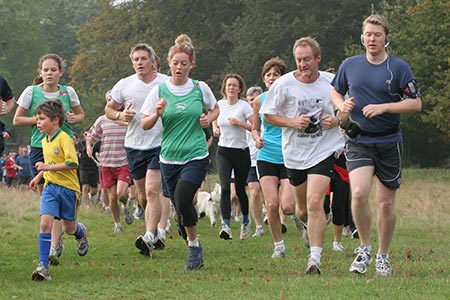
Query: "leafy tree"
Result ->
[[223, 0, 382, 88], [0, 0, 100, 146], [382, 0, 450, 166]]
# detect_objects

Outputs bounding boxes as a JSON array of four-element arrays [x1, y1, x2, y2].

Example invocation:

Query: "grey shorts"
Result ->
[[345, 141, 403, 189]]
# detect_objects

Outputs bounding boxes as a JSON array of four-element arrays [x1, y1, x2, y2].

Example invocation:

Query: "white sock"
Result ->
[[310, 246, 323, 261], [188, 238, 199, 247], [157, 227, 166, 239], [360, 244, 372, 253], [144, 231, 155, 242], [274, 240, 285, 251], [114, 222, 122, 228]]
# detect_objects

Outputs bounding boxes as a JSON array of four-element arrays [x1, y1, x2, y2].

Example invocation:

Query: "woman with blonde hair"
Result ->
[[141, 34, 219, 270]]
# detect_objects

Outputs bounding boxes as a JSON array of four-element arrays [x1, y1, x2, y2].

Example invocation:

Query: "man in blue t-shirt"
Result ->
[[331, 14, 422, 277], [15, 145, 33, 187]]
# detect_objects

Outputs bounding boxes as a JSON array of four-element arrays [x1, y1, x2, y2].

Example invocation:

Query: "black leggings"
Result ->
[[330, 172, 350, 226], [216, 146, 250, 221]]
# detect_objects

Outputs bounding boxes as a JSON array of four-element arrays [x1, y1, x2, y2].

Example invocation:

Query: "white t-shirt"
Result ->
[[110, 73, 168, 150], [260, 71, 344, 170], [216, 99, 253, 149], [141, 78, 216, 115], [17, 85, 80, 109], [247, 130, 257, 167]]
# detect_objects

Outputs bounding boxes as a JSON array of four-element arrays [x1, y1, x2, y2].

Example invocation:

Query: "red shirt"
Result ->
[[5, 157, 16, 178]]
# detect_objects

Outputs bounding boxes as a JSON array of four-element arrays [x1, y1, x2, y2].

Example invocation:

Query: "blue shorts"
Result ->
[[286, 154, 335, 186], [345, 141, 402, 189], [160, 157, 209, 200], [125, 147, 161, 180], [40, 183, 79, 221]]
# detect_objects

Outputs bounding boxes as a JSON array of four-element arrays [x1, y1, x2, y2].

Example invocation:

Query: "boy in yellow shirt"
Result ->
[[30, 99, 89, 281]]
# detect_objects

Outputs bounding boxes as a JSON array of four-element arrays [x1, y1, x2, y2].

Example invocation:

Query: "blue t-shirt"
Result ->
[[257, 92, 284, 164], [15, 155, 32, 177], [332, 54, 418, 143]]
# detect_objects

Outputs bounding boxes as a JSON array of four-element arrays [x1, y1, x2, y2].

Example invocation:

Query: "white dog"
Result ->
[[196, 183, 221, 227]]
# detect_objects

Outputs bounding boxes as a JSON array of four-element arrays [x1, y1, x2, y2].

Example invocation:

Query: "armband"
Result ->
[[403, 79, 420, 99]]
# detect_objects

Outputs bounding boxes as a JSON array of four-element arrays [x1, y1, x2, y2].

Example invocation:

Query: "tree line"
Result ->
[[0, 0, 448, 167]]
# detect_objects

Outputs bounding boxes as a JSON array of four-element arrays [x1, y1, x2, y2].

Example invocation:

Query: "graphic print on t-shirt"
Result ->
[[297, 98, 323, 138]]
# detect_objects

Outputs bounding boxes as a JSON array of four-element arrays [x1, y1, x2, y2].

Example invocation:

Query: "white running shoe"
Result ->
[[219, 225, 232, 240], [349, 246, 372, 274], [292, 216, 310, 248], [271, 247, 286, 259], [342, 226, 352, 237], [306, 257, 321, 275], [114, 225, 123, 233], [252, 227, 264, 237], [332, 241, 345, 252], [240, 223, 251, 240], [48, 248, 60, 266], [32, 262, 51, 281], [376, 254, 392, 276]]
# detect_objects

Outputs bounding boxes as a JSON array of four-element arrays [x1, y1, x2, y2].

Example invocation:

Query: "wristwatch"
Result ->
[[115, 111, 121, 120]]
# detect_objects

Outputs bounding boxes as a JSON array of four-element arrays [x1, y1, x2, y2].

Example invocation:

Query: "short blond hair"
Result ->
[[292, 37, 321, 58], [362, 14, 390, 35]]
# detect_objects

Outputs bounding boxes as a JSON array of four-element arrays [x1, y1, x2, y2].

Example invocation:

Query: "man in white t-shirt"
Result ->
[[260, 37, 344, 275], [105, 43, 170, 257]]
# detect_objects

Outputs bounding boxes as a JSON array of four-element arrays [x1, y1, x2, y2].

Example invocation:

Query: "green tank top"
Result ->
[[159, 80, 208, 163], [30, 85, 73, 147]]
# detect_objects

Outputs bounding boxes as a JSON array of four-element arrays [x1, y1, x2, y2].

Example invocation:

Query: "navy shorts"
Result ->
[[160, 157, 209, 200], [246, 166, 259, 183], [29, 146, 44, 184], [125, 147, 161, 180], [345, 141, 403, 189], [286, 154, 335, 187]]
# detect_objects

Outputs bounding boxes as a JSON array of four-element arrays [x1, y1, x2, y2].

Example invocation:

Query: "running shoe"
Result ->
[[306, 257, 321, 275], [349, 246, 372, 274], [55, 232, 64, 258], [332, 241, 345, 252], [114, 225, 123, 233], [48, 248, 60, 266], [342, 226, 352, 237], [124, 206, 134, 225], [135, 235, 153, 257], [184, 243, 204, 270], [76, 223, 90, 257], [292, 216, 309, 248], [219, 225, 232, 240], [271, 247, 286, 259], [240, 223, 251, 240], [31, 262, 51, 281], [376, 254, 392, 276], [252, 227, 264, 237]]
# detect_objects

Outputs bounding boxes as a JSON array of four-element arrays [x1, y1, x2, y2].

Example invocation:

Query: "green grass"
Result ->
[[0, 169, 449, 300]]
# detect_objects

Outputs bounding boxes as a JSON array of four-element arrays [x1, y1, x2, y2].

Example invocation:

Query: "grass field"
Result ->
[[0, 169, 449, 300]]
